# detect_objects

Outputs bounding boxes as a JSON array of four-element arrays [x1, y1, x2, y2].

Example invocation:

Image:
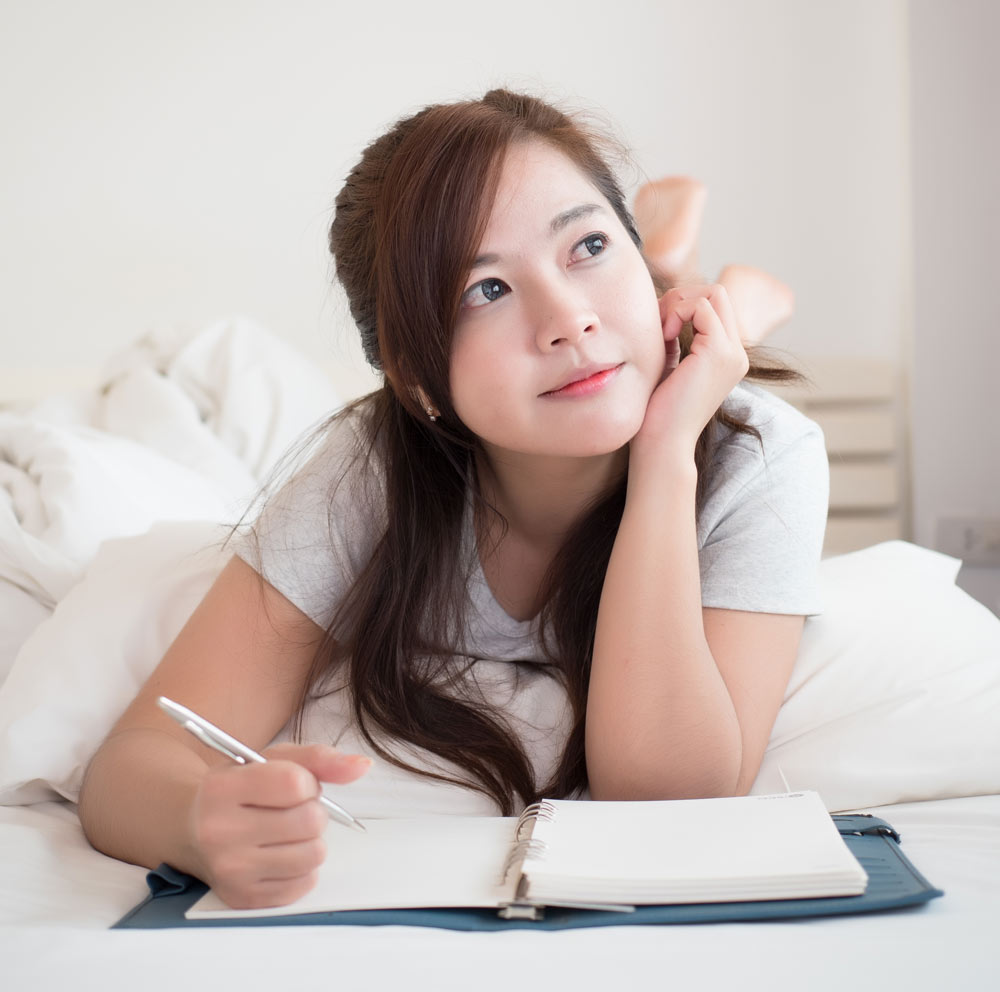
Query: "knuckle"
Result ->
[[303, 800, 328, 836], [194, 804, 238, 851], [262, 742, 292, 761], [299, 743, 330, 767], [211, 850, 249, 883], [201, 764, 255, 807], [305, 836, 327, 869], [273, 762, 316, 802], [200, 766, 236, 800]]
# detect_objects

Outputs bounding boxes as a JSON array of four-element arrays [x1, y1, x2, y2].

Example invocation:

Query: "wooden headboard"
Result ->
[[765, 356, 907, 557]]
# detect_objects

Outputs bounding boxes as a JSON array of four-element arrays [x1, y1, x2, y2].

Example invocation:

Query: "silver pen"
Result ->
[[157, 696, 366, 833]]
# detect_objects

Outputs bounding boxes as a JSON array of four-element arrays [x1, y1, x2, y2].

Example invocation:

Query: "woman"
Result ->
[[79, 89, 828, 909]]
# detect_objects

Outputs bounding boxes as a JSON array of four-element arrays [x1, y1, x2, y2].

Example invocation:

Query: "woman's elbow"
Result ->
[[588, 749, 743, 802]]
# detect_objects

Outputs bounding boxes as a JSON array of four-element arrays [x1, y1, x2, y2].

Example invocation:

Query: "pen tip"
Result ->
[[353, 820, 367, 833]]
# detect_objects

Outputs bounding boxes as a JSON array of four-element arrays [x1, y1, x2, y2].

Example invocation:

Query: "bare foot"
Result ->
[[633, 177, 707, 285], [718, 264, 795, 345]]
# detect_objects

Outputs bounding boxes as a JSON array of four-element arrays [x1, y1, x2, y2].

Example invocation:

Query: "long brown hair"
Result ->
[[284, 90, 797, 814]]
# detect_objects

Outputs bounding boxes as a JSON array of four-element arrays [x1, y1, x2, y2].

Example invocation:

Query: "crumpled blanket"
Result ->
[[0, 316, 341, 680]]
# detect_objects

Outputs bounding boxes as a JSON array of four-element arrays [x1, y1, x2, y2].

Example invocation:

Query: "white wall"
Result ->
[[908, 0, 1000, 613], [7, 1, 993, 610], [1, 0, 911, 405]]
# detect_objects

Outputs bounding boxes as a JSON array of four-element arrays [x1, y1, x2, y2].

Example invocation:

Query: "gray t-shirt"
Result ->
[[237, 384, 827, 812], [237, 382, 828, 660]]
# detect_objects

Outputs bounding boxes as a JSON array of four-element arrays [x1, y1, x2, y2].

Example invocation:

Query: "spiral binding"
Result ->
[[515, 799, 557, 840], [500, 838, 549, 883], [502, 800, 558, 885]]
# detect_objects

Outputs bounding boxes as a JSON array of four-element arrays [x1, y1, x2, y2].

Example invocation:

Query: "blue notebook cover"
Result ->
[[113, 814, 942, 931]]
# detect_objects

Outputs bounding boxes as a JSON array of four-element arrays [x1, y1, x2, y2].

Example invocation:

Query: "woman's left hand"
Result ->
[[631, 283, 749, 464]]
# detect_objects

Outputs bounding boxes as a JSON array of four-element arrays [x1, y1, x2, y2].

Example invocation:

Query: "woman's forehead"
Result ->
[[480, 140, 610, 240]]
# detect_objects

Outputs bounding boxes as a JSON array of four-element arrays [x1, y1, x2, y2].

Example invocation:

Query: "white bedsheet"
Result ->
[[2, 796, 998, 991]]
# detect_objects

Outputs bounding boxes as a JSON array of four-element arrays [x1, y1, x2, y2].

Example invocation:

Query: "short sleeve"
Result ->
[[696, 384, 829, 615], [232, 411, 385, 630]]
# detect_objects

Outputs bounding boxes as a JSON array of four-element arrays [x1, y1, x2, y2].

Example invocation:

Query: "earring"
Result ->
[[413, 385, 439, 422]]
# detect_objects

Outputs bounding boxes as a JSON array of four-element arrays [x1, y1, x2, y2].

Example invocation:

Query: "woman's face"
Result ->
[[449, 140, 666, 463]]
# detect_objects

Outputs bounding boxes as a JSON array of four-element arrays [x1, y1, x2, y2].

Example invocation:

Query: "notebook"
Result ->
[[185, 791, 868, 921]]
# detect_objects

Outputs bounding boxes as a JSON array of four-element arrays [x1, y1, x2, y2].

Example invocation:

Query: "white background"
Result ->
[[1, 0, 996, 610]]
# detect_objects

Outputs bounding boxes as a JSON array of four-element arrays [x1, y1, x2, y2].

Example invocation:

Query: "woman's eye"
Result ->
[[570, 233, 608, 262], [462, 278, 509, 309]]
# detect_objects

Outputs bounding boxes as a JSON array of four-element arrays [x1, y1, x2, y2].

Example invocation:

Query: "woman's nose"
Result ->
[[533, 283, 599, 351]]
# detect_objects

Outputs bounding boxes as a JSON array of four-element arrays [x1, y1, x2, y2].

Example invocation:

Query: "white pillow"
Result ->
[[752, 541, 1000, 809], [0, 521, 229, 804], [0, 581, 50, 685], [0, 532, 997, 811]]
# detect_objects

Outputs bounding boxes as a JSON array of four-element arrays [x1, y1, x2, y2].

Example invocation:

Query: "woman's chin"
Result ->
[[551, 416, 647, 459]]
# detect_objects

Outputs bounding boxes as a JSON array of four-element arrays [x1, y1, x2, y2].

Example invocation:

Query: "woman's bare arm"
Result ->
[[586, 284, 803, 799], [78, 555, 367, 906]]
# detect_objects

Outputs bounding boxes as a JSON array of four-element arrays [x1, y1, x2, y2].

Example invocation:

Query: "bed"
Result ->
[[2, 319, 998, 990]]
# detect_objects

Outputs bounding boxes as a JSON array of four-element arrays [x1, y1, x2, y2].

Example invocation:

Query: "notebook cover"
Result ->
[[112, 814, 943, 931]]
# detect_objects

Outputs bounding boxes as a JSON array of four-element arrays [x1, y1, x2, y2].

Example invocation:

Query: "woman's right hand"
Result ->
[[190, 742, 371, 909], [631, 283, 749, 468]]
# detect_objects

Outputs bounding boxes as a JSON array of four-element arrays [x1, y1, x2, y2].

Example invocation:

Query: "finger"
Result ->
[[659, 285, 713, 339], [707, 284, 743, 346], [204, 755, 358, 812], [241, 797, 330, 846], [265, 742, 373, 786], [205, 759, 322, 809], [661, 283, 714, 304], [663, 337, 681, 374], [210, 833, 326, 885], [661, 284, 742, 345], [706, 287, 750, 380], [665, 296, 727, 345], [213, 868, 321, 911], [661, 307, 684, 342], [257, 836, 328, 881], [197, 787, 329, 852], [660, 287, 722, 339]]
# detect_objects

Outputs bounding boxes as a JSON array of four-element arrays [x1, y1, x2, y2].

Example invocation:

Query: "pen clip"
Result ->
[[184, 720, 247, 764], [157, 695, 366, 833]]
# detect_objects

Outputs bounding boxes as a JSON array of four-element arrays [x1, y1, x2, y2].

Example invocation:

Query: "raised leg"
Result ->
[[717, 264, 795, 345], [632, 176, 707, 286], [634, 177, 795, 343]]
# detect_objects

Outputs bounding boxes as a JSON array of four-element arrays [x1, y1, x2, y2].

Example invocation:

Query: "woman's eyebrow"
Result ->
[[550, 202, 604, 234], [470, 203, 607, 269]]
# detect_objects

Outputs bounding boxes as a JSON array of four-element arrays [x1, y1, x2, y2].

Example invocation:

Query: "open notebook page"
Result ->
[[187, 815, 519, 919], [520, 792, 867, 904]]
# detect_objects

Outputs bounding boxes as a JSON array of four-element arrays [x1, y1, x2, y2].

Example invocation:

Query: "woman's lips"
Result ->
[[542, 363, 624, 398]]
